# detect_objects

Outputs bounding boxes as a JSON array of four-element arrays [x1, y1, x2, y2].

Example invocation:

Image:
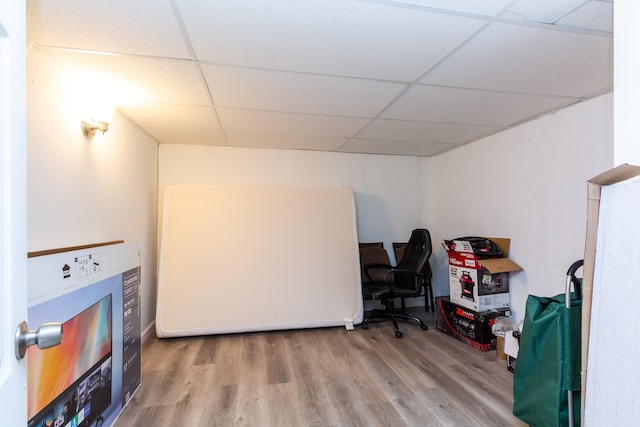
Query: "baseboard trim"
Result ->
[[142, 320, 155, 343]]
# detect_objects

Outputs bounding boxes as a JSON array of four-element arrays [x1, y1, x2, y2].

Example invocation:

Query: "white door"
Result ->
[[0, 1, 28, 425]]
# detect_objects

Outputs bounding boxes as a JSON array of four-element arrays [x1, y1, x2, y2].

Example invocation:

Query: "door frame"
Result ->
[[0, 1, 29, 425]]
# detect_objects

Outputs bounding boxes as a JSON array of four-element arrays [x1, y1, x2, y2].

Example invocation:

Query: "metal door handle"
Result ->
[[15, 321, 63, 360]]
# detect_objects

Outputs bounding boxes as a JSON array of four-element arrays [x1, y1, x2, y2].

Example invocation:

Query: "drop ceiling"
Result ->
[[27, 0, 613, 157]]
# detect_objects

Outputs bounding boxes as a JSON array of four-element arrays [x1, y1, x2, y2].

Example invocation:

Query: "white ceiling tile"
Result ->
[[226, 133, 347, 152], [202, 65, 407, 117], [144, 128, 227, 145], [217, 109, 370, 138], [381, 85, 577, 126], [356, 118, 501, 144], [43, 49, 210, 106], [501, 0, 587, 24], [385, 0, 514, 16], [119, 104, 220, 130], [420, 22, 613, 97], [27, 0, 191, 58], [341, 139, 452, 156], [557, 1, 613, 33], [176, 0, 485, 81]]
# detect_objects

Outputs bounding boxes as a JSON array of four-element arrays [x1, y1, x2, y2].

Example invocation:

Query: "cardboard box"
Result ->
[[443, 237, 522, 311], [496, 335, 506, 360], [436, 296, 511, 352]]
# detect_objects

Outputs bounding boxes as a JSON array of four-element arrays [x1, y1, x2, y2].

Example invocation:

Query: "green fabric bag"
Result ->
[[513, 292, 581, 427]]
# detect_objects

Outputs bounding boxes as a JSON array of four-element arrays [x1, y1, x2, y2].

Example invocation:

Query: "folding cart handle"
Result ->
[[566, 259, 584, 278], [565, 259, 583, 307], [565, 259, 583, 427]]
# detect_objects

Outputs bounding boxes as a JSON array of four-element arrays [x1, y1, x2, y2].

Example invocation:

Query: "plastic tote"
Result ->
[[513, 260, 583, 427]]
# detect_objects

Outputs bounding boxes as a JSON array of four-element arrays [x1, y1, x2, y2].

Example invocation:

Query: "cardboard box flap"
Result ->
[[489, 238, 510, 258], [588, 163, 640, 186], [479, 257, 522, 274], [586, 164, 640, 204]]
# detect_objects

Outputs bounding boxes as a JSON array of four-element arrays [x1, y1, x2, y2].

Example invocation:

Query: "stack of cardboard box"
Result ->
[[436, 238, 522, 351]]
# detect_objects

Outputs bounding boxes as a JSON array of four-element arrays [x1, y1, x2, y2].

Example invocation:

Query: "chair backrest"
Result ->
[[395, 229, 432, 288], [359, 242, 384, 249], [393, 242, 432, 280]]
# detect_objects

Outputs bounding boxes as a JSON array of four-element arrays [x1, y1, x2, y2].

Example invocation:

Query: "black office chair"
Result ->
[[361, 229, 432, 338]]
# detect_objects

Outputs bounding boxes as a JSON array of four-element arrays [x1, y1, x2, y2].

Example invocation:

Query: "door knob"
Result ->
[[15, 321, 63, 360]]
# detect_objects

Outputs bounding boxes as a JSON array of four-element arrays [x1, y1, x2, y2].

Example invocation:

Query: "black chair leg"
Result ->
[[394, 313, 429, 331], [387, 298, 403, 338], [361, 298, 428, 338], [424, 285, 429, 311], [361, 308, 388, 329], [429, 287, 435, 313], [424, 279, 435, 313], [391, 316, 402, 338]]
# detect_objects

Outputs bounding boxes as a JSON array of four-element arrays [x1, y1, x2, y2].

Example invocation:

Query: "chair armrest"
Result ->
[[387, 268, 423, 278], [363, 262, 393, 282]]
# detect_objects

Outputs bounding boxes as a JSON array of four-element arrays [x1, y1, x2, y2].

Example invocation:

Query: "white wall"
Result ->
[[159, 144, 425, 260], [614, 0, 640, 166], [427, 94, 613, 322], [27, 47, 159, 335]]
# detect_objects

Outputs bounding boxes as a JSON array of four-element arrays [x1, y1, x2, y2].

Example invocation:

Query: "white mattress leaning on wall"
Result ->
[[156, 184, 363, 337]]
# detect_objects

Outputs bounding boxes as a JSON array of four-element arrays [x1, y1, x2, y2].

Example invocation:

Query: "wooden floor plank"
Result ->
[[263, 382, 305, 426], [265, 331, 292, 385], [201, 384, 238, 426]]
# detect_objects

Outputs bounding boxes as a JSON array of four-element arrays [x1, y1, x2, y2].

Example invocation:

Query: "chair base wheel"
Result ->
[[361, 310, 429, 338]]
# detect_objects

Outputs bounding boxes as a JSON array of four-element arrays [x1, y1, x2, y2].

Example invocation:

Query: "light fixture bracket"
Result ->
[[81, 119, 110, 138]]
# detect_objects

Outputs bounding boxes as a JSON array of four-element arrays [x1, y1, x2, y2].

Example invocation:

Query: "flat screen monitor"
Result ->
[[28, 294, 113, 427]]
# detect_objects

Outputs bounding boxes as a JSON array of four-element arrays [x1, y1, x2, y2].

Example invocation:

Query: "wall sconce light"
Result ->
[[81, 118, 110, 138], [73, 72, 128, 138]]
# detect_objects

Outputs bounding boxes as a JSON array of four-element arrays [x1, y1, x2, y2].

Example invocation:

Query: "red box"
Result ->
[[436, 296, 511, 352]]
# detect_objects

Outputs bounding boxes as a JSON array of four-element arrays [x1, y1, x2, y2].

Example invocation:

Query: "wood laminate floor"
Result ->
[[114, 309, 527, 426]]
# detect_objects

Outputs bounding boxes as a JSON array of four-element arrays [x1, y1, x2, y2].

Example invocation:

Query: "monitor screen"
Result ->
[[28, 294, 113, 427]]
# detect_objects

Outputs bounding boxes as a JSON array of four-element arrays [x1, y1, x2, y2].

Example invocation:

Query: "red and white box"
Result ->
[[442, 238, 523, 312]]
